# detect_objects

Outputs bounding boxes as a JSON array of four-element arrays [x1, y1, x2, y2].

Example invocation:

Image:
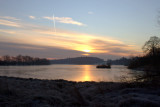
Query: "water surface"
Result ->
[[0, 65, 139, 82]]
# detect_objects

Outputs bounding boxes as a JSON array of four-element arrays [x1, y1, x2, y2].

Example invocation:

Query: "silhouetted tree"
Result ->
[[128, 36, 160, 69], [3, 55, 11, 62], [142, 36, 160, 56], [127, 36, 160, 83]]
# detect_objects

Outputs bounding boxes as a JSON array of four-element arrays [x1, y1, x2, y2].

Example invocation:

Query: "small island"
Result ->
[[96, 64, 111, 68]]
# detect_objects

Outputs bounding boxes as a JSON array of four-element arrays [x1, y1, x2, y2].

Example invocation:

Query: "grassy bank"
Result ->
[[0, 76, 160, 106]]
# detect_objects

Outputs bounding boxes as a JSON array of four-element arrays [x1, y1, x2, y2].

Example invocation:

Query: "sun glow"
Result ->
[[82, 53, 90, 56], [83, 49, 90, 53], [74, 45, 94, 53]]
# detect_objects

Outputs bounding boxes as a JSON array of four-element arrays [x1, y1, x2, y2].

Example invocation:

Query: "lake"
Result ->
[[0, 65, 139, 82]]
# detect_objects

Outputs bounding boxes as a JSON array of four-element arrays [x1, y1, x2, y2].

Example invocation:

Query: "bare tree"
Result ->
[[2, 55, 11, 62], [142, 36, 160, 56]]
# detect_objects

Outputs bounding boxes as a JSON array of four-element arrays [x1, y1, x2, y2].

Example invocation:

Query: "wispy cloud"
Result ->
[[0, 16, 20, 20], [88, 11, 94, 15], [0, 29, 16, 34], [90, 39, 140, 56], [43, 16, 86, 26], [29, 16, 36, 19], [0, 16, 43, 29], [0, 19, 21, 27]]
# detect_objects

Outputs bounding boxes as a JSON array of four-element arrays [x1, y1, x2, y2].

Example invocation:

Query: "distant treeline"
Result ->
[[0, 55, 50, 65], [106, 57, 130, 66], [51, 57, 104, 65], [128, 55, 160, 69]]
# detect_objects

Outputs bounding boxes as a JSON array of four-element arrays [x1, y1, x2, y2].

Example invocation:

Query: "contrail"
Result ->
[[53, 13, 56, 34]]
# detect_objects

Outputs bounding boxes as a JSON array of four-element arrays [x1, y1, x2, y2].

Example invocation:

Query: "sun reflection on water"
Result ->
[[82, 65, 92, 81]]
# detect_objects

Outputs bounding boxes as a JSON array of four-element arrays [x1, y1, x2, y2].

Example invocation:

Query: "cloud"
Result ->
[[0, 42, 84, 59], [0, 16, 141, 59], [43, 16, 86, 26], [29, 16, 36, 19], [31, 28, 140, 56], [0, 26, 141, 58], [0, 19, 21, 27], [0, 41, 134, 60], [0, 29, 16, 34], [0, 42, 45, 50], [0, 16, 44, 29], [88, 11, 94, 15], [0, 16, 20, 20]]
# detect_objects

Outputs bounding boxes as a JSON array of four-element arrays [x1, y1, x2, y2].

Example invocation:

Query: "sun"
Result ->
[[83, 50, 90, 53]]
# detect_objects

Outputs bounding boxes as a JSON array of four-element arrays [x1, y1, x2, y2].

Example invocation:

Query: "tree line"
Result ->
[[128, 36, 160, 82], [107, 57, 130, 66], [0, 55, 50, 65], [128, 36, 160, 69]]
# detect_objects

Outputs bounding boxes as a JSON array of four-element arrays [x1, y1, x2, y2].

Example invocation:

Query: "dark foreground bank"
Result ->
[[0, 76, 160, 107]]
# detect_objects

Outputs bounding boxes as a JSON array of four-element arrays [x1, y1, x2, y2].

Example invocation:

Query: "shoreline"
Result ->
[[0, 76, 160, 106]]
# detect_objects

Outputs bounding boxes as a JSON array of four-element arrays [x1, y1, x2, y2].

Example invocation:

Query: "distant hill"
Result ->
[[50, 57, 104, 65], [106, 57, 131, 66]]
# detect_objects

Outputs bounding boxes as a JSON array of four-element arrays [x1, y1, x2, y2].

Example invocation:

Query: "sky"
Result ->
[[0, 0, 160, 60]]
